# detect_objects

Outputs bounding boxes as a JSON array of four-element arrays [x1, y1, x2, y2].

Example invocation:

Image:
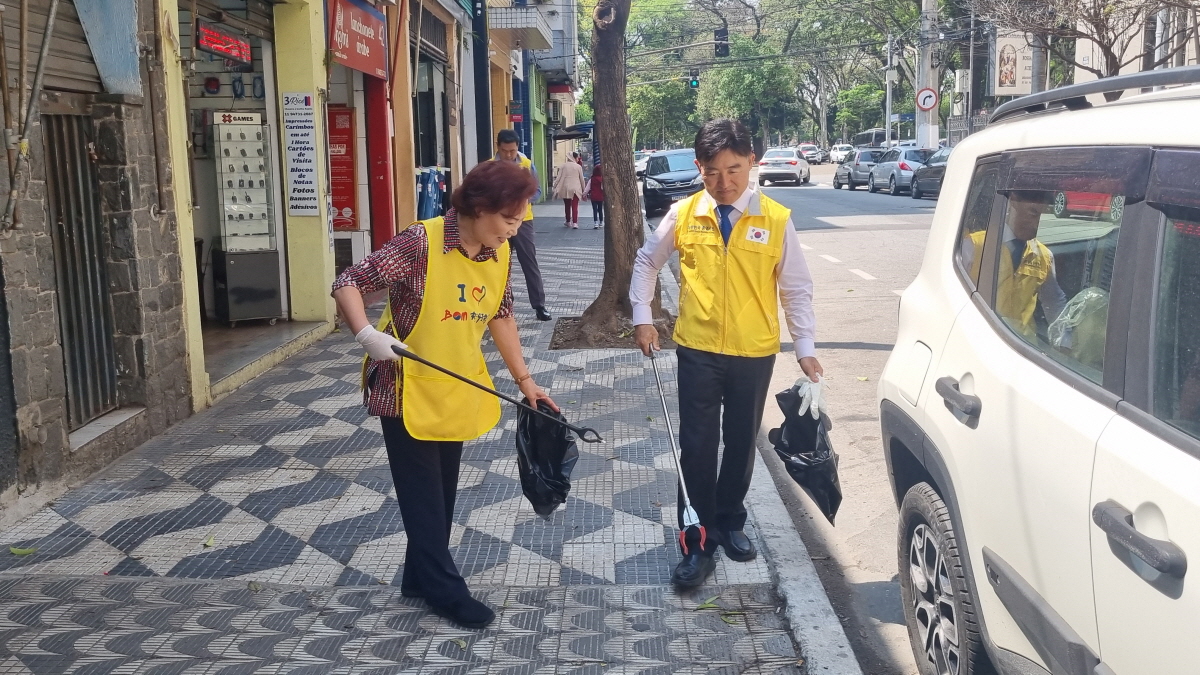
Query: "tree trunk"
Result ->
[[577, 0, 668, 342]]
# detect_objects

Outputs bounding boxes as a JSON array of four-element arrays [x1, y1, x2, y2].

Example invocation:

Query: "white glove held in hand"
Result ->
[[356, 325, 406, 361], [794, 374, 824, 420]]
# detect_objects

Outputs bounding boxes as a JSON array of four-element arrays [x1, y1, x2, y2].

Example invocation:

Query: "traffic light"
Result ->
[[689, 68, 700, 89], [715, 27, 729, 57]]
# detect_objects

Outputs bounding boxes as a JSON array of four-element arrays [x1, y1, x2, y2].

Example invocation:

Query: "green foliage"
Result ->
[[629, 78, 696, 148], [835, 83, 885, 134], [576, 84, 594, 123]]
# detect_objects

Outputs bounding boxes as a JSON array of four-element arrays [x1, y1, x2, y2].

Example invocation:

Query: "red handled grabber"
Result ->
[[648, 351, 706, 555], [391, 345, 604, 444]]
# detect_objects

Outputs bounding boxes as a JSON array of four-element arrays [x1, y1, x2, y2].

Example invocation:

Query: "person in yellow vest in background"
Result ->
[[332, 160, 558, 630], [963, 190, 1067, 338], [630, 119, 823, 588], [494, 129, 552, 321]]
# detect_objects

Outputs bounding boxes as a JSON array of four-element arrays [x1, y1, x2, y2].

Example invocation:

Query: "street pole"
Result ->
[[1031, 34, 1047, 93], [967, 9, 975, 116], [917, 0, 938, 148], [884, 35, 894, 147]]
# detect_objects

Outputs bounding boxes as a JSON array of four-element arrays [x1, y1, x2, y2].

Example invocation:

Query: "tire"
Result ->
[[1053, 191, 1068, 218], [899, 483, 995, 675], [847, 178, 858, 191], [890, 176, 901, 196], [802, 172, 810, 184], [911, 178, 924, 199], [868, 175, 878, 193], [1108, 195, 1125, 222], [833, 176, 843, 189]]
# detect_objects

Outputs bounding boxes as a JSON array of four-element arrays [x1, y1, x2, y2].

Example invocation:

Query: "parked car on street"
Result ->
[[832, 148, 881, 190], [879, 69, 1200, 675], [634, 151, 651, 177], [868, 148, 935, 195], [829, 143, 854, 164], [910, 145, 952, 199], [797, 143, 827, 164], [642, 148, 702, 216], [757, 148, 811, 186]]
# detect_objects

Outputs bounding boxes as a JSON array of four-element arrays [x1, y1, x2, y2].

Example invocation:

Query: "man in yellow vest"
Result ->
[[494, 129, 552, 321], [631, 119, 823, 587], [964, 190, 1067, 338]]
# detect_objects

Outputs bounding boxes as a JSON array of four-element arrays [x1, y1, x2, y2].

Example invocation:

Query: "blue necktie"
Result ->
[[717, 204, 735, 245]]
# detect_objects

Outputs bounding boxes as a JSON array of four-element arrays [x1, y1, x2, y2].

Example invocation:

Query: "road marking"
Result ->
[[893, 290, 904, 296], [849, 269, 876, 280], [799, 243, 813, 250], [819, 254, 841, 263]]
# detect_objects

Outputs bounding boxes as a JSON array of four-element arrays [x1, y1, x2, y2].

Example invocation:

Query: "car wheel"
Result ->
[[802, 172, 810, 184], [911, 178, 923, 199], [1108, 195, 1126, 222], [1053, 191, 1068, 218], [899, 483, 993, 675], [847, 178, 858, 191], [890, 176, 901, 196], [868, 175, 878, 193], [833, 176, 843, 189]]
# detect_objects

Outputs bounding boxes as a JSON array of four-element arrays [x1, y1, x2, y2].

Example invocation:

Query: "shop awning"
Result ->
[[552, 124, 593, 141]]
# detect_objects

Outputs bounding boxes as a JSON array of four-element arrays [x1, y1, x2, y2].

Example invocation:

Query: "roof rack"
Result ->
[[990, 65, 1200, 125]]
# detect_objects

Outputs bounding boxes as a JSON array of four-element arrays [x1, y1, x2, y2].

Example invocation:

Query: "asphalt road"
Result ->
[[650, 163, 936, 674]]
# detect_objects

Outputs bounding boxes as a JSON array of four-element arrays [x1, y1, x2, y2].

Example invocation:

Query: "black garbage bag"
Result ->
[[516, 400, 580, 517], [767, 386, 843, 524]]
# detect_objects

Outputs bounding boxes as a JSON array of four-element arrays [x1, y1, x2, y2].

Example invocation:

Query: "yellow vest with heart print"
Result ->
[[672, 191, 788, 357], [520, 155, 535, 221], [969, 230, 1052, 339], [362, 217, 510, 441]]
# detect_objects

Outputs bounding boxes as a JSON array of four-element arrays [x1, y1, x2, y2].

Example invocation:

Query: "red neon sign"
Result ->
[[196, 21, 252, 65]]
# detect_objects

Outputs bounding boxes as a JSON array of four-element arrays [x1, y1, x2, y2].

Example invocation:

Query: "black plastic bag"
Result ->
[[516, 400, 580, 517], [767, 386, 843, 524]]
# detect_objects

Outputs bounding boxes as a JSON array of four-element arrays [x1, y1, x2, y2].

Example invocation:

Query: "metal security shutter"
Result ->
[[0, 0, 102, 94], [43, 114, 118, 429]]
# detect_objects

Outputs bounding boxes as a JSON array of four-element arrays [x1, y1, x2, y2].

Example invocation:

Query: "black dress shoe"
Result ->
[[535, 307, 552, 321], [400, 585, 424, 599], [428, 595, 495, 629], [720, 530, 757, 562], [671, 552, 716, 588]]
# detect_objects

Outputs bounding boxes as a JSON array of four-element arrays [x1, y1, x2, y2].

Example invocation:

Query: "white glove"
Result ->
[[356, 325, 406, 361], [794, 374, 824, 420]]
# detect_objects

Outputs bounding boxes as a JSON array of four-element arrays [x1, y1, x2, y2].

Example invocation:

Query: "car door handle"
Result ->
[[1092, 500, 1188, 578], [935, 376, 982, 418]]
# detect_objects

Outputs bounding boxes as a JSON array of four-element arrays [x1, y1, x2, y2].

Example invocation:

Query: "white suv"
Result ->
[[879, 69, 1200, 675]]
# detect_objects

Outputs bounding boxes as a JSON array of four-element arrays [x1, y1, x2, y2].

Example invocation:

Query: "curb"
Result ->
[[653, 250, 864, 675]]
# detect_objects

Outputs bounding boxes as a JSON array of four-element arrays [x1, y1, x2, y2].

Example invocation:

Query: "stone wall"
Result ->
[[0, 48, 190, 513]]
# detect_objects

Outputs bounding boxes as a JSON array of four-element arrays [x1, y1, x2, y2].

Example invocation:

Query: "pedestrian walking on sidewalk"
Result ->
[[585, 164, 605, 229], [630, 119, 823, 588], [331, 160, 559, 629], [553, 152, 586, 229], [493, 129, 552, 321]]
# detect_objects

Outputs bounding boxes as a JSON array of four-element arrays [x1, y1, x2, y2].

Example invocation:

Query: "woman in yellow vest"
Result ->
[[630, 119, 823, 588], [331, 160, 557, 629]]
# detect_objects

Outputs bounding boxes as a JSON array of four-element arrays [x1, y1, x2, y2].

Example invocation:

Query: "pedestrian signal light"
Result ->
[[715, 27, 729, 57], [689, 68, 700, 89]]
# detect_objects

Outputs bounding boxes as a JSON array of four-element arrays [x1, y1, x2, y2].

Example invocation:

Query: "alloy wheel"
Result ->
[[1053, 191, 1067, 218], [1109, 195, 1126, 222], [909, 524, 962, 675]]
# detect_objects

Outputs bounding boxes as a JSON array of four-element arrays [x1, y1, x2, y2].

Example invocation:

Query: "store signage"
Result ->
[[328, 107, 358, 232], [196, 20, 252, 65], [216, 112, 261, 125], [282, 93, 321, 217], [509, 99, 523, 122], [329, 0, 388, 79]]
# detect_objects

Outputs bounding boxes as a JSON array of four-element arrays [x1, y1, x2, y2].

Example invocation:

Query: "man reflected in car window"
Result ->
[[962, 190, 1068, 338]]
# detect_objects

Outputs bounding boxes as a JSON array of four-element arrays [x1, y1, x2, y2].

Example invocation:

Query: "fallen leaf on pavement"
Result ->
[[856, 377, 869, 382], [646, 416, 655, 421], [9, 547, 35, 556], [203, 535, 216, 548], [451, 638, 468, 650], [247, 581, 264, 592], [694, 596, 720, 610], [720, 612, 744, 625]]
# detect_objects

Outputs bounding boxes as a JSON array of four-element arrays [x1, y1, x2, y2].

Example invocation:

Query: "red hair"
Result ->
[[452, 160, 538, 217]]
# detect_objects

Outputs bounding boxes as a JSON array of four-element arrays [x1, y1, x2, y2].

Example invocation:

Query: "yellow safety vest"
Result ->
[[363, 217, 510, 441], [672, 191, 788, 358], [516, 155, 535, 221], [969, 230, 1052, 338]]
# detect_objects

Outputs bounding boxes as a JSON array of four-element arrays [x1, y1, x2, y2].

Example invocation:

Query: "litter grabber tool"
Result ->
[[391, 346, 604, 443], [648, 351, 706, 554]]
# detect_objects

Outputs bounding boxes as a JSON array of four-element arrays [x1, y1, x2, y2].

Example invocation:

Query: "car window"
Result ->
[[663, 152, 697, 172], [955, 164, 1001, 288], [843, 150, 855, 164], [1152, 205, 1200, 438], [764, 150, 793, 159], [859, 150, 879, 163], [928, 148, 949, 163], [647, 157, 666, 175], [907, 150, 935, 163], [986, 187, 1124, 383]]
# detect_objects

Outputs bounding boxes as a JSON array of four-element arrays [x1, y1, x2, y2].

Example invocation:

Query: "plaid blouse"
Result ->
[[331, 209, 515, 418]]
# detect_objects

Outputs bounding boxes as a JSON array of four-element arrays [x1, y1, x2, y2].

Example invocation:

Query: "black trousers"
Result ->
[[675, 345, 776, 553], [380, 416, 469, 604], [510, 220, 546, 309]]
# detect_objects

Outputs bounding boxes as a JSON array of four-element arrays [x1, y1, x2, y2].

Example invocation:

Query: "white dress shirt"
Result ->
[[630, 187, 817, 360]]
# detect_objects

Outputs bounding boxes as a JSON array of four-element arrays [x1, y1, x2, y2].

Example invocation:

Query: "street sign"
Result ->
[[916, 88, 939, 111]]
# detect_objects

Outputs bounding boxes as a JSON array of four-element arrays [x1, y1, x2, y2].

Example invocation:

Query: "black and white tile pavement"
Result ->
[[0, 218, 801, 673]]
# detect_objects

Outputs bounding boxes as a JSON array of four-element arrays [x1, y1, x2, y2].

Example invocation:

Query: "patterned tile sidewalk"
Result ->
[[0, 218, 804, 674]]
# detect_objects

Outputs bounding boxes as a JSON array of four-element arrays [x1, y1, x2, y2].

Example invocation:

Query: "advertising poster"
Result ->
[[283, 93, 320, 216], [327, 107, 358, 231], [993, 30, 1033, 96]]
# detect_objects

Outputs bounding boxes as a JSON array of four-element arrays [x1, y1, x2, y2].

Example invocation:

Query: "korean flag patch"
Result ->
[[746, 226, 770, 244]]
